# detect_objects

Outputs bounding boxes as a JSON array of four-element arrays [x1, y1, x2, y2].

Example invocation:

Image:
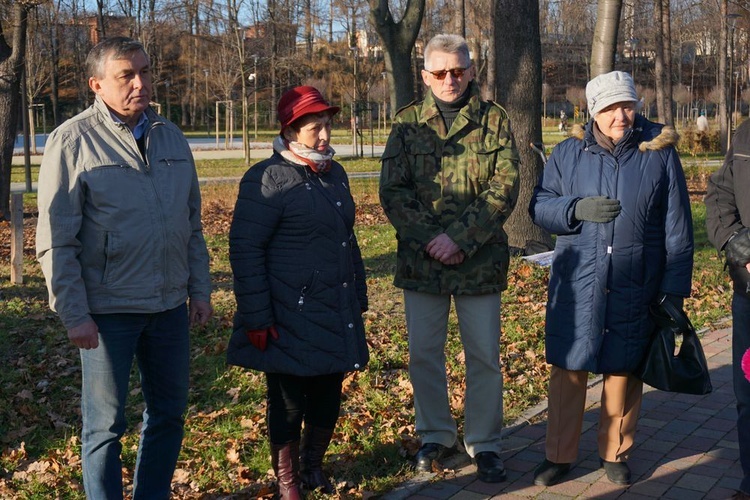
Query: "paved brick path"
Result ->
[[385, 327, 744, 499]]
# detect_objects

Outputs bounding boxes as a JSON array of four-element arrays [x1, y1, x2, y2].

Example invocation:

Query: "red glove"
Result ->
[[246, 326, 279, 351]]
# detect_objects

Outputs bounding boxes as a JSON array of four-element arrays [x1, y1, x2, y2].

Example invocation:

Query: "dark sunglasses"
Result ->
[[425, 67, 468, 80]]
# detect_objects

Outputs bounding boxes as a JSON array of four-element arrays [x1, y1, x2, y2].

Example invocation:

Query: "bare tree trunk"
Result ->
[[0, 2, 30, 220], [493, 0, 552, 253], [653, 0, 673, 125], [329, 0, 333, 44], [229, 0, 250, 164], [181, 99, 189, 128], [40, 1, 62, 127], [269, 0, 278, 125], [719, 0, 729, 154], [654, 0, 666, 122], [96, 0, 106, 40], [661, 0, 673, 125], [457, 0, 465, 38], [50, 20, 61, 126], [369, 0, 425, 111], [304, 0, 313, 60], [589, 0, 622, 78]]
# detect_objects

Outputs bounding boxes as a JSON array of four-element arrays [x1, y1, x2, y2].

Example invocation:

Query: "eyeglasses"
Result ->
[[425, 67, 468, 80]]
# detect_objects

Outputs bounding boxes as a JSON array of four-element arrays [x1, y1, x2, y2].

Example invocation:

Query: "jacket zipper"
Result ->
[[297, 286, 308, 310], [141, 121, 169, 304]]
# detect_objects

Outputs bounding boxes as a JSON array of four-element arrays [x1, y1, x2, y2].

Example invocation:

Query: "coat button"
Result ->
[[336, 201, 342, 206], [348, 323, 354, 328], [354, 363, 360, 369], [342, 241, 347, 247], [342, 282, 348, 288]]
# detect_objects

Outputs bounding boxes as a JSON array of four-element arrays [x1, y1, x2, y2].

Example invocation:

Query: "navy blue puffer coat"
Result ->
[[226, 152, 369, 376], [529, 115, 693, 374]]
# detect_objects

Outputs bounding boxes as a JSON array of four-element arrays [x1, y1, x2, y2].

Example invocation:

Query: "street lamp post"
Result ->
[[735, 71, 741, 129], [235, 27, 250, 163], [728, 13, 740, 148], [252, 54, 258, 139], [203, 69, 209, 136], [165, 79, 171, 121], [350, 46, 358, 157], [381, 71, 387, 137], [629, 38, 639, 82]]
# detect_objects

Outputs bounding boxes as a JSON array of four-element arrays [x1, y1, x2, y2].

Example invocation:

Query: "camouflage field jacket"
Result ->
[[379, 84, 520, 295]]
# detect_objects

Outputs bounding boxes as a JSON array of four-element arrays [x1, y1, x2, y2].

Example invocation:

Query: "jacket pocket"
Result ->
[[89, 163, 134, 171], [101, 231, 119, 285], [406, 137, 437, 177], [468, 141, 503, 183], [297, 270, 320, 311], [155, 157, 191, 167]]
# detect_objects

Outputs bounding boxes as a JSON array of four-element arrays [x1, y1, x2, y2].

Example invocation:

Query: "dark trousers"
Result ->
[[733, 292, 750, 494], [266, 372, 344, 444]]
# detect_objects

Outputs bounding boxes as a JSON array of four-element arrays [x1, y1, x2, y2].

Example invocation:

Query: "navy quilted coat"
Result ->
[[226, 153, 369, 376], [529, 115, 694, 374]]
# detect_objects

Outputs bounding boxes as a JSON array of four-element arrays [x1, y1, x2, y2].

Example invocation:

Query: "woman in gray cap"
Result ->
[[529, 71, 694, 487]]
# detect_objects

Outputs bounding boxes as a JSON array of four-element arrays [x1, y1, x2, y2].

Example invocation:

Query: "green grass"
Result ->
[[192, 157, 384, 178]]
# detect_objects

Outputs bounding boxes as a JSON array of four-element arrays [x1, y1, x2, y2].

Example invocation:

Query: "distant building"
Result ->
[[82, 15, 131, 45]]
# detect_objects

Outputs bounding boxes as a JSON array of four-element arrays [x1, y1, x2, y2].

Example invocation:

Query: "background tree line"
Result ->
[[0, 0, 747, 251]]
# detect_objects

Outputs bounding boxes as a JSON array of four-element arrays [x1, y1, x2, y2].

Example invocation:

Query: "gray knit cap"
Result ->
[[586, 71, 638, 116]]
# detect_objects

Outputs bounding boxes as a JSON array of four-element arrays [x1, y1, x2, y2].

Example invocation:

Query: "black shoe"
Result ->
[[533, 459, 571, 486], [600, 459, 631, 485], [414, 442, 454, 473], [473, 451, 507, 483]]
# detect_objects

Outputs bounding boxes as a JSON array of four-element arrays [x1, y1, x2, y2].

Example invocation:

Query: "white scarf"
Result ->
[[273, 136, 336, 173]]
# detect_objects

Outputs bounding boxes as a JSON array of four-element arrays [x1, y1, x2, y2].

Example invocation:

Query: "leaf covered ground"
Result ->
[[0, 169, 733, 498]]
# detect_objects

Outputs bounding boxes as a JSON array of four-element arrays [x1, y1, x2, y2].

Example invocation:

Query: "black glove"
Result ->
[[660, 293, 684, 310], [725, 228, 750, 267], [574, 196, 621, 223]]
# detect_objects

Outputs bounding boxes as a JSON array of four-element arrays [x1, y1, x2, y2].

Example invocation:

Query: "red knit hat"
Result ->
[[277, 86, 340, 133]]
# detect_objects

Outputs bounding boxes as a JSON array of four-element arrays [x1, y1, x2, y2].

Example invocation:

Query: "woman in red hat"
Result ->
[[227, 86, 369, 499]]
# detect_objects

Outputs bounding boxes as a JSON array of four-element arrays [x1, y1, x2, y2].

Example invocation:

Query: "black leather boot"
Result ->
[[271, 441, 303, 500], [300, 426, 335, 493]]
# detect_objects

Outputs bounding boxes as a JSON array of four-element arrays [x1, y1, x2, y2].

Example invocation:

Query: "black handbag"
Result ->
[[634, 298, 713, 395]]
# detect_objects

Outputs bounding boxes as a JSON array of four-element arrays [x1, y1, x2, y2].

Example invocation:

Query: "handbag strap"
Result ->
[[658, 297, 695, 335]]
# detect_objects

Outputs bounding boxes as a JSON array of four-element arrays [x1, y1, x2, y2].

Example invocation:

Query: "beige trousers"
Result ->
[[404, 290, 504, 457], [545, 365, 643, 463]]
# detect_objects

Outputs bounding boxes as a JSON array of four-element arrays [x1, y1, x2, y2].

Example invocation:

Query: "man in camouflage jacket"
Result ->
[[379, 34, 519, 483]]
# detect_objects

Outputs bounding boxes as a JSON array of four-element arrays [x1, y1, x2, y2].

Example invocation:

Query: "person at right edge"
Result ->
[[705, 121, 750, 499], [529, 70, 694, 487], [379, 33, 519, 483]]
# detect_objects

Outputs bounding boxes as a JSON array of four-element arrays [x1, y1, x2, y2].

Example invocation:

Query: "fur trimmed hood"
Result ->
[[568, 118, 679, 152]]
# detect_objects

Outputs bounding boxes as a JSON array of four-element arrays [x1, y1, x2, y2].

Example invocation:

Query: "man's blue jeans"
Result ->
[[733, 292, 750, 494], [80, 304, 190, 500]]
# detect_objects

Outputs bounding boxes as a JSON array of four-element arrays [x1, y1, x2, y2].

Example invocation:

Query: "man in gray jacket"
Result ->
[[36, 37, 212, 499]]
